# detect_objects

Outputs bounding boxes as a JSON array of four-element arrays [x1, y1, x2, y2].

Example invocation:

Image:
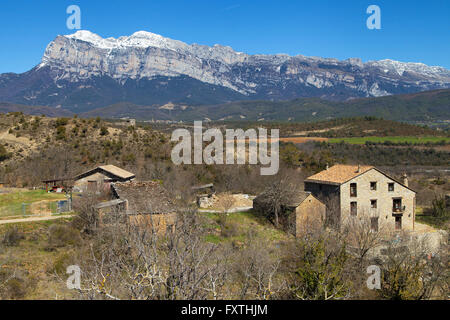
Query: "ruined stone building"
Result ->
[[110, 181, 177, 233]]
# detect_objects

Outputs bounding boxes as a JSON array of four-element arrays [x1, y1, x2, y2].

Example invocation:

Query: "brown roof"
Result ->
[[75, 164, 135, 181], [98, 165, 135, 179], [112, 181, 176, 214], [254, 190, 316, 208], [288, 191, 313, 207], [305, 164, 374, 185]]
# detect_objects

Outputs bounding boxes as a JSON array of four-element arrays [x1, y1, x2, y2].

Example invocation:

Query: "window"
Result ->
[[371, 200, 377, 209], [371, 217, 379, 232], [370, 182, 377, 190], [393, 198, 403, 212], [350, 201, 357, 216], [350, 183, 357, 197], [395, 216, 402, 230], [388, 183, 394, 192]]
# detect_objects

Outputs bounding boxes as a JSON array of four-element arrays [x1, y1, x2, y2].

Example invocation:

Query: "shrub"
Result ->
[[55, 126, 66, 140], [100, 126, 109, 136], [55, 118, 69, 127], [431, 195, 448, 218], [221, 221, 240, 238], [0, 276, 27, 299], [47, 224, 81, 248], [50, 252, 74, 276], [0, 144, 11, 162], [2, 227, 24, 246]]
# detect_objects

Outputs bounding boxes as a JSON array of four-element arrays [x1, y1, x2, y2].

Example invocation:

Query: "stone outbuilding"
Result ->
[[253, 190, 326, 237], [74, 165, 135, 193]]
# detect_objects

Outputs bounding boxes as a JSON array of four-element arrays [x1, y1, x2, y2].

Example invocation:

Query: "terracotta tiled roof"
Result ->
[[112, 181, 176, 214], [305, 164, 374, 185]]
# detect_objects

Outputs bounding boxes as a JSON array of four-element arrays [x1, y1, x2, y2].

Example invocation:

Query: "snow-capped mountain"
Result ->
[[1, 30, 449, 111]]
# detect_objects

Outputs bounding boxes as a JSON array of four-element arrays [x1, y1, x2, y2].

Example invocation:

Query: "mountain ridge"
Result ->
[[0, 30, 449, 111]]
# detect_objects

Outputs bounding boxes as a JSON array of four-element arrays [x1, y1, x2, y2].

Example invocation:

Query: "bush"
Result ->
[[55, 126, 66, 140], [47, 224, 81, 248], [431, 195, 448, 218], [55, 118, 69, 127], [49, 252, 74, 276], [0, 144, 11, 162], [221, 221, 240, 238], [0, 276, 27, 299], [2, 227, 24, 246], [100, 126, 109, 136]]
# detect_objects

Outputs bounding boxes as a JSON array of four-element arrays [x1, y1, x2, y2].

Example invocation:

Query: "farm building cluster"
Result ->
[[37, 162, 427, 237]]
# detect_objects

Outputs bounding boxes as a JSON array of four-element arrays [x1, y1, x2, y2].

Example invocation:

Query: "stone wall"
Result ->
[[128, 212, 177, 234], [340, 169, 416, 232], [74, 172, 111, 193], [293, 195, 326, 237]]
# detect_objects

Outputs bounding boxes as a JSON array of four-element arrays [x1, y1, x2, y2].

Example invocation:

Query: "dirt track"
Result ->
[[0, 214, 73, 225]]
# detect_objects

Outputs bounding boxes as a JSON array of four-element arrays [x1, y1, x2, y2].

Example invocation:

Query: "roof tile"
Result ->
[[305, 164, 374, 184]]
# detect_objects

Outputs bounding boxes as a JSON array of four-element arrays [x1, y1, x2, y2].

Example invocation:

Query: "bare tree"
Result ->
[[342, 213, 386, 266], [259, 173, 298, 228], [72, 208, 230, 300], [216, 193, 235, 230], [234, 236, 282, 300], [71, 193, 103, 234]]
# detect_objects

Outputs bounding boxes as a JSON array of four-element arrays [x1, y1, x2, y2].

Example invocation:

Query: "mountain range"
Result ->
[[0, 30, 449, 113]]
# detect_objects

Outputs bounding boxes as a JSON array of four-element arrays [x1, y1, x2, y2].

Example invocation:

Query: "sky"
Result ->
[[0, 0, 449, 73]]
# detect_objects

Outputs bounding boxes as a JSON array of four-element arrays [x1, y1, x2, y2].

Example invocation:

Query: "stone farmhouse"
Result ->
[[73, 165, 135, 193], [305, 164, 416, 232], [253, 190, 326, 237]]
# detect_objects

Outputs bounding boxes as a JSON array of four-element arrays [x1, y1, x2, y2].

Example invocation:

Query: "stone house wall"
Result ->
[[74, 172, 111, 193], [292, 194, 326, 237], [340, 169, 416, 232]]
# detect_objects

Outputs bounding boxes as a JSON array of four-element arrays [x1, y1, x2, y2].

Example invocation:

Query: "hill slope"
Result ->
[[81, 89, 450, 122]]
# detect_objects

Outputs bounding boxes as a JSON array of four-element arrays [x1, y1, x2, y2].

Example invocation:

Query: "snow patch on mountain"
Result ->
[[34, 29, 450, 100]]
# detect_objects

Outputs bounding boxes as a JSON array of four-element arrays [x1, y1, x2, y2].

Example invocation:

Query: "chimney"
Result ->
[[401, 173, 408, 187], [325, 163, 329, 170], [356, 164, 361, 173]]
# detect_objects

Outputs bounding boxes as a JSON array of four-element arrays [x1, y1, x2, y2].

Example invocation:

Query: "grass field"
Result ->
[[328, 136, 450, 145], [202, 211, 288, 244], [0, 218, 77, 299], [0, 189, 67, 217]]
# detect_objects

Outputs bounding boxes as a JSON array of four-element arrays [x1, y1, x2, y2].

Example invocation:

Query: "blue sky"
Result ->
[[0, 0, 449, 73]]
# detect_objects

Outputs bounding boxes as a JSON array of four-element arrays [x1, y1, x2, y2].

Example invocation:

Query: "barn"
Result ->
[[73, 165, 135, 193]]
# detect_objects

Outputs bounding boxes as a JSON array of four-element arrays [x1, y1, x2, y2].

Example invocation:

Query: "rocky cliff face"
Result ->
[[1, 30, 449, 111]]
